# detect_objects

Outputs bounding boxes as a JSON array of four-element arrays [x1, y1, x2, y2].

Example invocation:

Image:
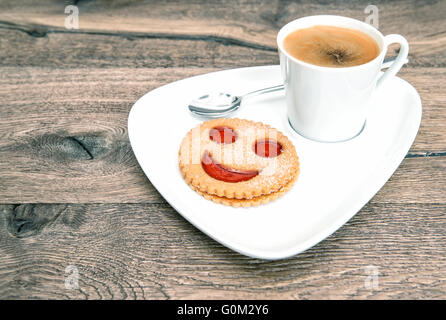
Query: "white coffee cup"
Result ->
[[277, 15, 409, 142]]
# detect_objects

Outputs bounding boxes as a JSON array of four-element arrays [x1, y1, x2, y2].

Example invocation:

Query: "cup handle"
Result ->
[[377, 34, 409, 88]]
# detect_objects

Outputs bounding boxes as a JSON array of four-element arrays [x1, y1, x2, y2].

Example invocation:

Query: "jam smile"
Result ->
[[201, 151, 259, 183]]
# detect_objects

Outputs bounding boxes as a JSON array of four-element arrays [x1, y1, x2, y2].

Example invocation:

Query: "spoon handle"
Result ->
[[241, 56, 408, 100], [242, 84, 284, 99]]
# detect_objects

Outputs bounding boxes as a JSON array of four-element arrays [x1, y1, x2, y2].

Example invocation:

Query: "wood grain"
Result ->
[[0, 28, 278, 68], [0, 203, 444, 299], [0, 67, 445, 203], [0, 0, 445, 299], [0, 0, 445, 66]]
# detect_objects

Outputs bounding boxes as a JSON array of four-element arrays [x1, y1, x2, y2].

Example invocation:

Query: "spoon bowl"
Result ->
[[188, 93, 242, 118]]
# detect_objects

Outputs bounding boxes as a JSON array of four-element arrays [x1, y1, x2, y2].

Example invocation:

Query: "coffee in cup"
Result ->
[[283, 25, 380, 68], [277, 15, 409, 142]]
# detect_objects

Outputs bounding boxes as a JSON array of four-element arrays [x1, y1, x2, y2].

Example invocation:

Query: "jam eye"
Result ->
[[209, 126, 237, 144], [254, 139, 282, 158]]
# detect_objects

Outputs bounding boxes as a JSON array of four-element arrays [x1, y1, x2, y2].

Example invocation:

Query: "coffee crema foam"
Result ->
[[283, 25, 380, 67]]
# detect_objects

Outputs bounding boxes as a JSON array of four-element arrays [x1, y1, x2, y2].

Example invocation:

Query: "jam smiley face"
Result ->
[[178, 118, 300, 206], [201, 138, 284, 183]]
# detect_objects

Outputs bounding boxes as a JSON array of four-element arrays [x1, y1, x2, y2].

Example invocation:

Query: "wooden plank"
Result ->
[[371, 156, 446, 203], [0, 0, 444, 301], [0, 21, 443, 70], [1, 67, 444, 153], [398, 67, 446, 154], [0, 28, 278, 69], [0, 202, 444, 299], [0, 1, 445, 67], [0, 67, 445, 203]]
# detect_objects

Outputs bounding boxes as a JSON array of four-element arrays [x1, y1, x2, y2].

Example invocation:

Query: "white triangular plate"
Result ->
[[128, 65, 421, 260]]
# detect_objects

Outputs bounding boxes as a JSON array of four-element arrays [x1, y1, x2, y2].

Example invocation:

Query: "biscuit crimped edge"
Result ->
[[178, 118, 300, 200], [192, 169, 299, 207]]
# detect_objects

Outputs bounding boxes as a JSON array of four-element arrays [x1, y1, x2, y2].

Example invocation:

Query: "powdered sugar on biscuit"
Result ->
[[178, 118, 300, 200]]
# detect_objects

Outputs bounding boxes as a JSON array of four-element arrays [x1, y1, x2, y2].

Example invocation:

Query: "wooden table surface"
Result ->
[[0, 0, 445, 299]]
